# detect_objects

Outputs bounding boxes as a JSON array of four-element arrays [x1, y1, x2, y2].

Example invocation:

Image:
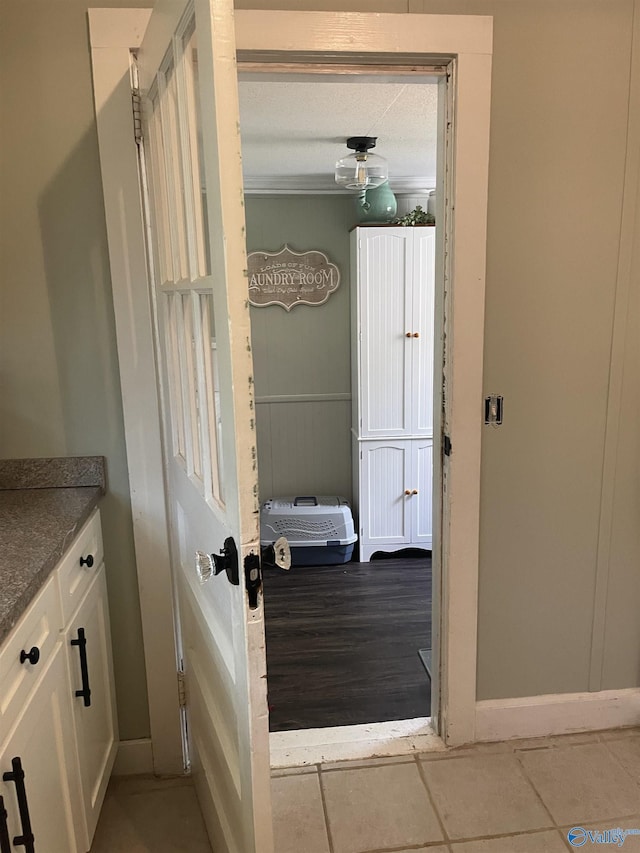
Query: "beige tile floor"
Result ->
[[91, 728, 640, 852]]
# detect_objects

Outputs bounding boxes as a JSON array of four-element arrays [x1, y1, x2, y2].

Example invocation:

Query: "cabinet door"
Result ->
[[410, 229, 435, 435], [358, 229, 413, 437], [0, 644, 85, 853], [412, 439, 434, 548], [359, 441, 411, 560], [66, 565, 118, 846]]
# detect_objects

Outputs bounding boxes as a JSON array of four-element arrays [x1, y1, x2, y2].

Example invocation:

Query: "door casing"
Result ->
[[89, 7, 492, 772]]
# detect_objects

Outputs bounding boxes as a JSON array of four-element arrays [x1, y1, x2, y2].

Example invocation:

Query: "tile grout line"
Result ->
[[413, 753, 452, 847], [599, 735, 640, 792], [513, 750, 564, 833], [317, 763, 337, 853]]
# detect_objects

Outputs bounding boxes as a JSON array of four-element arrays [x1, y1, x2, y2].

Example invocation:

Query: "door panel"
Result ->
[[138, 2, 271, 851], [359, 230, 412, 436], [361, 441, 411, 548], [413, 440, 434, 547]]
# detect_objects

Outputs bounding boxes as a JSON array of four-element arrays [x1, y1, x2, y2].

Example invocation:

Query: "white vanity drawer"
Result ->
[[57, 509, 104, 626], [0, 574, 62, 743]]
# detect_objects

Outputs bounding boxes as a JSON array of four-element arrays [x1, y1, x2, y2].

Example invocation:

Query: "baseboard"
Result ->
[[270, 717, 445, 768], [112, 738, 154, 776], [475, 688, 640, 742]]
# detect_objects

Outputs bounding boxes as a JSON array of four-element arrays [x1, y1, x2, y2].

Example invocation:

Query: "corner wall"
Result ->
[[0, 0, 153, 740]]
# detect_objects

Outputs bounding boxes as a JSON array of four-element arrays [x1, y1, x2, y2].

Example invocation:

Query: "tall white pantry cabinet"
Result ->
[[351, 226, 435, 562]]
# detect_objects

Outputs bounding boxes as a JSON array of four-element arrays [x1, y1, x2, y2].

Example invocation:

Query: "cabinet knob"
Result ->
[[19, 647, 40, 666], [79, 554, 94, 568], [405, 332, 412, 338], [412, 489, 419, 495], [413, 332, 420, 338], [404, 489, 411, 496]]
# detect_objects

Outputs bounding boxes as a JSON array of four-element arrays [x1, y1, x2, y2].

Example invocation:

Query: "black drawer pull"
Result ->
[[18, 647, 40, 666], [70, 628, 91, 707], [79, 554, 94, 568], [2, 757, 35, 852], [0, 795, 11, 853]]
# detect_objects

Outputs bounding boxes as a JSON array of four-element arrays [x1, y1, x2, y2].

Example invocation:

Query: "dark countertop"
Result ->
[[0, 457, 105, 645]]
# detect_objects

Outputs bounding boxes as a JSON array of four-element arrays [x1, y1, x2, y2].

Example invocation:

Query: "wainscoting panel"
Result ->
[[255, 396, 352, 503]]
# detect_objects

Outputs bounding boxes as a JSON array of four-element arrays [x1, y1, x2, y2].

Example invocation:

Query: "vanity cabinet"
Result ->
[[351, 227, 435, 560], [0, 509, 117, 852], [0, 641, 85, 853]]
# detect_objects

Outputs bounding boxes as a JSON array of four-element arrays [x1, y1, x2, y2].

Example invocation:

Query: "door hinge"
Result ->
[[244, 551, 262, 610], [177, 670, 187, 709], [132, 88, 143, 145], [443, 434, 452, 457]]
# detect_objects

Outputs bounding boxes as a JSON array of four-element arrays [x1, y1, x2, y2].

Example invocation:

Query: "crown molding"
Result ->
[[242, 175, 436, 195]]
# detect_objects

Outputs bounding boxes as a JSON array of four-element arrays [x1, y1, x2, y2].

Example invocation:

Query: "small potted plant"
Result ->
[[393, 204, 435, 226]]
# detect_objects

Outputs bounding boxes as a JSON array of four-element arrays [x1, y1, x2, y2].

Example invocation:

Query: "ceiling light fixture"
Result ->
[[335, 136, 388, 191]]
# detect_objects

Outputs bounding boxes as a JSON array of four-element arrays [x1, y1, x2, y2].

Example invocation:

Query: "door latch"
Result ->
[[244, 552, 262, 610], [443, 434, 452, 457]]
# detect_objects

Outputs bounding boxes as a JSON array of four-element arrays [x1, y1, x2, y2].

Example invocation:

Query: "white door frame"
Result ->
[[89, 8, 492, 771]]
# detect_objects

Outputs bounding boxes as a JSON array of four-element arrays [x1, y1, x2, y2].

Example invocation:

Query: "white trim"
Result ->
[[88, 8, 184, 776], [270, 718, 445, 768], [112, 738, 155, 776], [475, 690, 640, 743], [234, 9, 492, 752], [243, 175, 436, 195]]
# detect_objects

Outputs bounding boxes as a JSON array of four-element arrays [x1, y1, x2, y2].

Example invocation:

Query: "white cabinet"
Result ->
[[356, 439, 433, 561], [351, 226, 435, 561], [0, 509, 117, 852], [0, 644, 85, 853], [65, 565, 118, 844], [351, 227, 435, 439]]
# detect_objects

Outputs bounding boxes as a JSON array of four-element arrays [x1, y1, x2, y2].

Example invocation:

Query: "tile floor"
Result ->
[[91, 728, 640, 852]]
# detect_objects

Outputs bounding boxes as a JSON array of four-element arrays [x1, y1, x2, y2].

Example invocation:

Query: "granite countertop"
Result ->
[[0, 457, 105, 645]]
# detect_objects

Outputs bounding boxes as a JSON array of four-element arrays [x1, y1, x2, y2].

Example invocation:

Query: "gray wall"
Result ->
[[246, 196, 355, 504], [237, 0, 640, 700], [0, 0, 153, 740], [1, 0, 638, 740]]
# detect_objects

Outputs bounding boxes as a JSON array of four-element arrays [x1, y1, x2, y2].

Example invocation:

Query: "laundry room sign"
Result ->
[[247, 245, 340, 311]]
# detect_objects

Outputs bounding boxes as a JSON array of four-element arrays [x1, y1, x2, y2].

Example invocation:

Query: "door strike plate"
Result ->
[[244, 552, 262, 610]]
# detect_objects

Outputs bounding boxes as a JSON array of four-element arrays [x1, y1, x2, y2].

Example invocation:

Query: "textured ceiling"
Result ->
[[238, 76, 438, 190]]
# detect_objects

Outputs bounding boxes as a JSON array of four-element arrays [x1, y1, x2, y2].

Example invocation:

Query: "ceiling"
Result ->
[[238, 75, 439, 193]]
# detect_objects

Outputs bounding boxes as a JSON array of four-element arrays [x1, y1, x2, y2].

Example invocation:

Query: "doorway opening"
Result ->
[[237, 65, 445, 739]]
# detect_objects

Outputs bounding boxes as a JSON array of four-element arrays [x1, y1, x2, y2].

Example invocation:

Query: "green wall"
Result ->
[[245, 195, 355, 503]]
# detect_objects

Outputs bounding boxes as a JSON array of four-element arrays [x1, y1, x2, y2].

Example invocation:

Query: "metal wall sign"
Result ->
[[247, 244, 340, 311]]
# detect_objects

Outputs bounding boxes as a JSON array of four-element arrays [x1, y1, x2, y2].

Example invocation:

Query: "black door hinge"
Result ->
[[244, 552, 262, 610], [443, 434, 452, 457]]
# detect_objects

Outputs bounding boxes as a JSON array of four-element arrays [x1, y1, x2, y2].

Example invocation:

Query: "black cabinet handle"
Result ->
[[18, 647, 39, 666], [70, 628, 91, 707], [0, 795, 11, 853], [79, 554, 94, 568], [2, 758, 35, 852]]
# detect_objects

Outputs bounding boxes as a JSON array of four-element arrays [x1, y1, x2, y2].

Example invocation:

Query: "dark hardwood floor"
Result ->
[[263, 555, 431, 732]]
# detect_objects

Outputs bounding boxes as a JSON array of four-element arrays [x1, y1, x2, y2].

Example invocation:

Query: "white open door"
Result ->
[[136, 2, 272, 851]]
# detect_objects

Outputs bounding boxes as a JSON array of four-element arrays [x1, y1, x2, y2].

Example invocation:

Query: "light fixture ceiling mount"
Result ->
[[335, 136, 388, 191]]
